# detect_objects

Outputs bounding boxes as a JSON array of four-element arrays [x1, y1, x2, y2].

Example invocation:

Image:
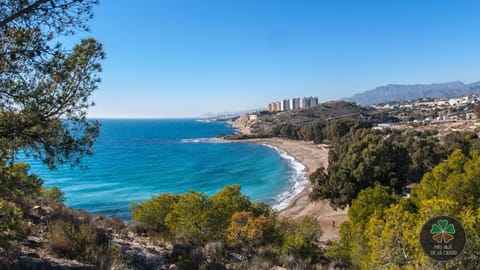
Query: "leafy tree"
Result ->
[[135, 186, 261, 244], [0, 161, 42, 199], [399, 131, 443, 182], [362, 203, 420, 269], [272, 124, 299, 139], [43, 185, 66, 203], [0, 198, 25, 247], [442, 131, 479, 157], [330, 149, 480, 269], [311, 133, 410, 209], [130, 193, 180, 234], [325, 221, 354, 266], [165, 190, 212, 244], [297, 120, 325, 143], [412, 149, 480, 211], [278, 217, 323, 259], [208, 185, 253, 241], [348, 185, 398, 225], [324, 119, 373, 142], [1, 0, 104, 168], [250, 200, 276, 217], [227, 211, 274, 249]]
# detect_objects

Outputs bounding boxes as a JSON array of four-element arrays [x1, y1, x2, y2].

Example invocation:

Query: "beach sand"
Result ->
[[244, 138, 348, 242]]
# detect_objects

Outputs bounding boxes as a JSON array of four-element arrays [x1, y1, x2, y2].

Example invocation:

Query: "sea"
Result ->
[[24, 119, 307, 220]]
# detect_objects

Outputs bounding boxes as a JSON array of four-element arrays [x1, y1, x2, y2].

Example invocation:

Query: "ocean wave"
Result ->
[[260, 144, 308, 211], [180, 137, 228, 143]]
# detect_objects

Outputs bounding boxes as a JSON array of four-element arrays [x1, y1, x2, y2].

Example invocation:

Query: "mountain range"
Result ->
[[343, 81, 480, 105]]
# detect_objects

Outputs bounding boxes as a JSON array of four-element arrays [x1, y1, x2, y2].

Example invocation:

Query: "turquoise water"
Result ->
[[25, 119, 305, 220]]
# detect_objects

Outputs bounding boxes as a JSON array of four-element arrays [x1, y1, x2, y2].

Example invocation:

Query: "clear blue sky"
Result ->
[[83, 0, 480, 118]]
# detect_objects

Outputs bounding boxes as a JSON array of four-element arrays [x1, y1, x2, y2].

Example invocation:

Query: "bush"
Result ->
[[0, 199, 25, 248], [131, 193, 179, 235], [0, 162, 43, 199], [227, 211, 274, 249], [278, 217, 323, 260], [43, 186, 66, 204], [47, 219, 123, 269], [131, 186, 327, 268], [134, 186, 257, 244]]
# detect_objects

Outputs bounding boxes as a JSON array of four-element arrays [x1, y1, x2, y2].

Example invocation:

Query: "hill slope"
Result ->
[[343, 81, 480, 105], [233, 101, 393, 135]]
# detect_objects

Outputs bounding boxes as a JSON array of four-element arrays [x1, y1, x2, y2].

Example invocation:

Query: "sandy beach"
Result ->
[[243, 138, 348, 242]]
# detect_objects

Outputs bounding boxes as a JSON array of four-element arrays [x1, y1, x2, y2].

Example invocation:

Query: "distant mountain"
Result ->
[[343, 81, 480, 105]]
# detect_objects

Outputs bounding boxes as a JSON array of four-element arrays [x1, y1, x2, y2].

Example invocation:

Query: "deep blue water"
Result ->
[[25, 119, 305, 220]]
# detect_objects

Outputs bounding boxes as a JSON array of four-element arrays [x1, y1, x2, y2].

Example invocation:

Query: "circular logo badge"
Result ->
[[420, 215, 466, 261]]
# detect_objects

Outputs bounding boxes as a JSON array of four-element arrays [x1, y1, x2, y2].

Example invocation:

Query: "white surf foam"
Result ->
[[260, 144, 308, 211], [180, 137, 229, 143]]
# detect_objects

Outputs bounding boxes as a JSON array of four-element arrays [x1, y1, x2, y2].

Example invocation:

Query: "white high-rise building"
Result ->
[[267, 96, 318, 112], [294, 98, 300, 109], [289, 98, 296, 110], [282, 100, 290, 111], [299, 98, 305, 109]]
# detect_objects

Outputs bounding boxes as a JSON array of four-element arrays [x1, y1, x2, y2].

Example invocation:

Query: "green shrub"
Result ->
[[47, 219, 123, 269], [165, 190, 212, 244], [133, 186, 258, 244], [0, 162, 43, 199], [0, 199, 25, 248], [278, 217, 323, 259], [43, 186, 66, 204], [131, 193, 179, 234]]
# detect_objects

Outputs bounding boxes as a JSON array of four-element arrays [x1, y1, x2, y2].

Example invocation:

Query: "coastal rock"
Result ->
[[231, 115, 256, 135], [112, 235, 172, 270], [11, 255, 95, 270]]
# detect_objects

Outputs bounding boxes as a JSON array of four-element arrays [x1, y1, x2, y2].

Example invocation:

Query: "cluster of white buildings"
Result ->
[[377, 95, 480, 110], [267, 96, 319, 112]]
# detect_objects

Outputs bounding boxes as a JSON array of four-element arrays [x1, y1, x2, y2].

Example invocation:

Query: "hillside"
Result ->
[[232, 100, 394, 135], [343, 80, 480, 105]]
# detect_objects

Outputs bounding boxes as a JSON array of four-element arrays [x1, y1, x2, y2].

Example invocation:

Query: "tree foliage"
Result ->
[[0, 0, 105, 257], [227, 211, 274, 249], [311, 131, 410, 209], [328, 150, 480, 269], [348, 185, 398, 225], [0, 161, 42, 199], [272, 118, 373, 143], [132, 186, 256, 244], [269, 216, 323, 260], [0, 198, 25, 247], [132, 186, 325, 266], [1, 0, 104, 168], [130, 193, 180, 234]]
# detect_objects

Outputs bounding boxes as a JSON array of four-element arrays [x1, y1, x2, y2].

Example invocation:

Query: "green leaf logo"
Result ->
[[431, 219, 455, 243]]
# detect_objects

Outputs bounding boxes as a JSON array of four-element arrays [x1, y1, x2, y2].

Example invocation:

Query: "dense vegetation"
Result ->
[[302, 118, 480, 209], [327, 150, 480, 269], [269, 117, 480, 268], [131, 185, 325, 269]]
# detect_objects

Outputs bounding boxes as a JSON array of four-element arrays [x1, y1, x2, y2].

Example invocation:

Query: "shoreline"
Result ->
[[258, 143, 308, 211], [238, 138, 348, 242]]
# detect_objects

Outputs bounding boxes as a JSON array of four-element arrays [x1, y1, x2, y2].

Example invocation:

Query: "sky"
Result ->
[[81, 0, 480, 118]]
